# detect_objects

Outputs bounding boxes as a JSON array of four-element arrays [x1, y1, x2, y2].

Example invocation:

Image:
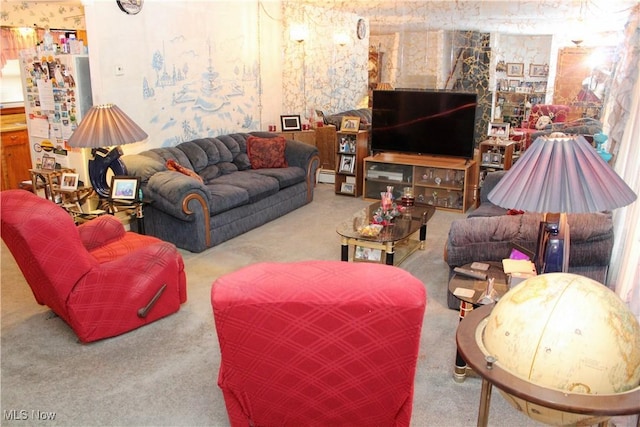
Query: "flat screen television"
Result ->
[[371, 90, 478, 159]]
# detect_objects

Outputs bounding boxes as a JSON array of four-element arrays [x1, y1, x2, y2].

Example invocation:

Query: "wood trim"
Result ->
[[182, 193, 211, 248], [0, 106, 25, 115]]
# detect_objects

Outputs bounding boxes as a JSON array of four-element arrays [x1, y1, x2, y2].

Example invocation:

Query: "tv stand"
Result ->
[[363, 152, 478, 213]]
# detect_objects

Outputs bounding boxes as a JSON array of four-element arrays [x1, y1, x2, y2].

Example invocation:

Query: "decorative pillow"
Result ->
[[246, 136, 288, 169], [166, 159, 204, 184], [535, 115, 553, 130]]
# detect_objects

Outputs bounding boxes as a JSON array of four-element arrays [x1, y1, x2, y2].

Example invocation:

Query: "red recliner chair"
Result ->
[[514, 104, 570, 150], [1, 189, 187, 343], [211, 260, 427, 426]]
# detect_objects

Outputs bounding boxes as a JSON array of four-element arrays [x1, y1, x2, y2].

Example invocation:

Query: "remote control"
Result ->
[[454, 267, 488, 280]]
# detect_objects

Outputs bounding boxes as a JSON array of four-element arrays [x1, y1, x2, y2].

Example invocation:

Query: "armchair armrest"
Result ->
[[78, 215, 126, 251]]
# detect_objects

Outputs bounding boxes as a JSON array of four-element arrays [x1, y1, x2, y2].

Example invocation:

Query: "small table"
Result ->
[[457, 305, 640, 427], [448, 262, 508, 382], [336, 202, 435, 266]]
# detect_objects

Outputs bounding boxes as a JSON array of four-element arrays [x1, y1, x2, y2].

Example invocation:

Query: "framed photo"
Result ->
[[533, 81, 547, 93], [508, 79, 520, 89], [41, 155, 56, 171], [110, 176, 140, 200], [488, 122, 510, 137], [340, 116, 360, 133], [529, 63, 547, 77], [338, 155, 355, 174], [338, 135, 356, 153], [340, 182, 355, 194], [354, 246, 382, 263], [280, 115, 301, 131], [60, 173, 79, 191], [506, 62, 524, 77]]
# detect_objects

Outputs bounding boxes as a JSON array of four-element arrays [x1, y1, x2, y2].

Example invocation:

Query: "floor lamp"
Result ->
[[67, 104, 148, 198], [487, 133, 636, 274]]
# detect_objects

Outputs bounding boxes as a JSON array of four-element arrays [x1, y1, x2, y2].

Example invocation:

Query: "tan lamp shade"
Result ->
[[67, 104, 148, 148], [488, 134, 636, 213]]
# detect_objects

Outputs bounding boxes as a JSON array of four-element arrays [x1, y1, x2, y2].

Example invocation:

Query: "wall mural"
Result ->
[[142, 36, 260, 147]]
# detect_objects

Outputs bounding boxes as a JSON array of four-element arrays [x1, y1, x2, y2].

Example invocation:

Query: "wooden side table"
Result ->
[[457, 305, 640, 427], [29, 168, 75, 201], [448, 262, 508, 382]]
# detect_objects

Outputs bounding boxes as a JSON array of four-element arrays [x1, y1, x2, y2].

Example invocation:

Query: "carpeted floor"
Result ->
[[1, 183, 544, 426]]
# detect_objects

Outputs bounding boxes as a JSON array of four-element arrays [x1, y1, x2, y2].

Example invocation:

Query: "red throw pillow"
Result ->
[[246, 136, 288, 169], [166, 159, 204, 184]]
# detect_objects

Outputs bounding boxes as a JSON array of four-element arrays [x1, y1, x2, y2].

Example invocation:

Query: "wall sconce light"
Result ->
[[290, 24, 308, 43], [333, 32, 349, 46]]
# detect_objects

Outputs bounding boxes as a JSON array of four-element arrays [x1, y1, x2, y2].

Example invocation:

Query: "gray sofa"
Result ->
[[122, 132, 320, 253], [444, 171, 614, 309]]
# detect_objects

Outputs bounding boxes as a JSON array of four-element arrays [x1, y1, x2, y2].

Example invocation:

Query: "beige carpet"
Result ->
[[1, 183, 543, 426]]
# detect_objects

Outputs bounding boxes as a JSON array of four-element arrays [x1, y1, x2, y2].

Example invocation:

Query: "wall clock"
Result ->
[[357, 18, 367, 40], [117, 0, 143, 15]]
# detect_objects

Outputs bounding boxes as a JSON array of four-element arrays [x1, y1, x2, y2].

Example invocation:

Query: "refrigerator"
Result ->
[[19, 49, 93, 186]]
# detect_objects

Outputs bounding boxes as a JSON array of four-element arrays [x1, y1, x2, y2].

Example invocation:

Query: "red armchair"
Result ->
[[211, 260, 427, 426], [1, 189, 187, 343], [514, 104, 570, 149]]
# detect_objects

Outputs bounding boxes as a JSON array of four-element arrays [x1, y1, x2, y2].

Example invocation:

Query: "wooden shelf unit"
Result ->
[[363, 152, 478, 213], [334, 130, 368, 197], [478, 138, 519, 190]]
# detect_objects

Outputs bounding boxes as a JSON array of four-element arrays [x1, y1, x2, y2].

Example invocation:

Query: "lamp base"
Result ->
[[535, 213, 570, 274], [88, 147, 128, 198]]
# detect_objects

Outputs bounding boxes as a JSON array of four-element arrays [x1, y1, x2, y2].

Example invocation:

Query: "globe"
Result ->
[[482, 273, 640, 426]]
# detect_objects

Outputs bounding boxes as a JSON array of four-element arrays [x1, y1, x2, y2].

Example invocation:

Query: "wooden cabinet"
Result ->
[[478, 139, 519, 188], [276, 126, 336, 171], [1, 128, 32, 191], [363, 153, 477, 213], [335, 130, 368, 197]]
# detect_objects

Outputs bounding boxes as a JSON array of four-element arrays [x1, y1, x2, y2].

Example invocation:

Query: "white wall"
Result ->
[[83, 0, 283, 154]]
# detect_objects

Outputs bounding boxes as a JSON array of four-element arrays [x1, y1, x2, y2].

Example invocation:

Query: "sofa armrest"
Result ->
[[145, 171, 210, 221], [284, 139, 320, 169]]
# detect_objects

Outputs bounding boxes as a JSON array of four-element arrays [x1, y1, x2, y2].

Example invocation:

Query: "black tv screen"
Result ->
[[371, 90, 477, 159]]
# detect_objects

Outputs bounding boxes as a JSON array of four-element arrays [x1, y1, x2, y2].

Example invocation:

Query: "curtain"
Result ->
[[1, 27, 40, 72], [1, 27, 72, 74], [605, 4, 639, 321]]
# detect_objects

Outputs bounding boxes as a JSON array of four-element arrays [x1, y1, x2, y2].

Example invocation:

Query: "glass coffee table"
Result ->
[[336, 201, 436, 266]]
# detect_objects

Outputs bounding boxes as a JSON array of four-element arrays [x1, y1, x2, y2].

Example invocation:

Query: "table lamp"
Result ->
[[487, 133, 636, 274], [67, 104, 148, 198]]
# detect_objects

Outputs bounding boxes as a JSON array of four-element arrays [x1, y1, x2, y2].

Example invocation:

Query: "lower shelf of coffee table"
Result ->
[[348, 235, 422, 266]]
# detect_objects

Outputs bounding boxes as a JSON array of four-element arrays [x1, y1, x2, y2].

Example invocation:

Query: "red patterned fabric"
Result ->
[[212, 261, 427, 426], [166, 159, 204, 183], [246, 135, 288, 169], [514, 104, 571, 150], [0, 190, 187, 343]]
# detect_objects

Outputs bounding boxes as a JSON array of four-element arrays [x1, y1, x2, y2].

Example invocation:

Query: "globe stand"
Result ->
[[456, 304, 640, 427]]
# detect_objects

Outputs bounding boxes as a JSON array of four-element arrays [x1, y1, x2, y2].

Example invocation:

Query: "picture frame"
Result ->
[[340, 116, 360, 133], [109, 175, 140, 200], [340, 182, 355, 194], [354, 246, 382, 263], [488, 122, 510, 137], [60, 173, 79, 191], [506, 62, 524, 77], [338, 135, 356, 153], [338, 155, 355, 174], [529, 63, 547, 77], [41, 155, 56, 171], [280, 115, 301, 131]]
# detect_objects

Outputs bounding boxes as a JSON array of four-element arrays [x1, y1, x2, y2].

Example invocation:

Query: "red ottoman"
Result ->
[[211, 260, 427, 426]]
